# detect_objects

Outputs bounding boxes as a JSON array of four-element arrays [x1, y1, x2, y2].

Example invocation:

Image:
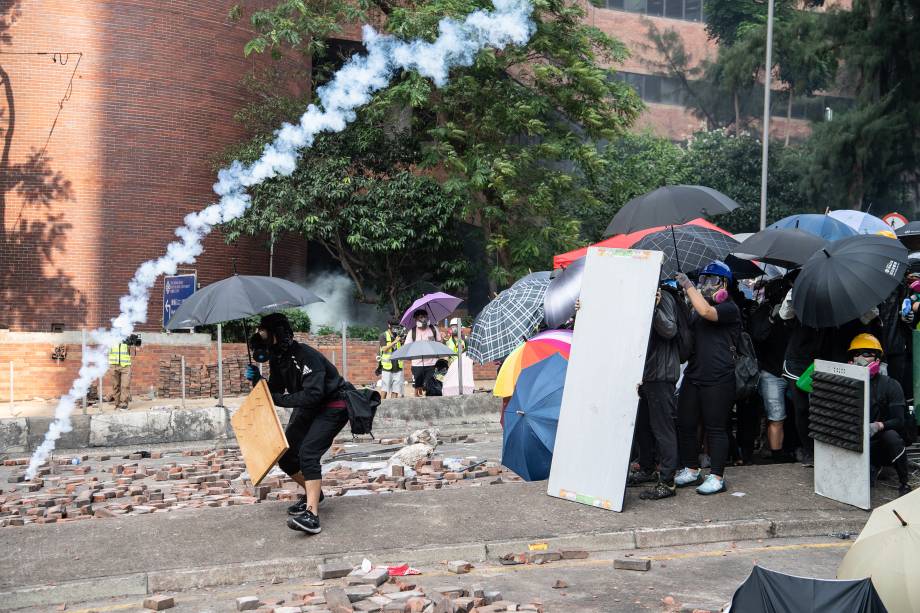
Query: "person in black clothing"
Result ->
[[245, 313, 353, 535], [727, 282, 761, 465], [749, 278, 795, 463], [847, 333, 912, 497], [628, 282, 681, 500], [673, 261, 741, 496]]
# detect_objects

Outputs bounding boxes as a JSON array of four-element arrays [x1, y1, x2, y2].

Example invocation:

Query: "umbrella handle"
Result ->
[[671, 225, 682, 273], [243, 320, 253, 364], [893, 509, 908, 527]]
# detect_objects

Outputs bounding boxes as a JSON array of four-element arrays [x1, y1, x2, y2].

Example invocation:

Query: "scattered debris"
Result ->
[[552, 580, 568, 589], [143, 595, 175, 611], [235, 596, 262, 611], [447, 560, 473, 574]]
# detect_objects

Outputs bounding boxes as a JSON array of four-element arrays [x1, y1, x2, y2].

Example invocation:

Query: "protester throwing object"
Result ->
[[847, 334, 912, 497], [244, 312, 354, 535], [673, 261, 741, 496]]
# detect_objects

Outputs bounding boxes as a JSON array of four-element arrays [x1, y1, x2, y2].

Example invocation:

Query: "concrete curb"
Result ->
[[0, 517, 863, 609], [0, 394, 501, 453]]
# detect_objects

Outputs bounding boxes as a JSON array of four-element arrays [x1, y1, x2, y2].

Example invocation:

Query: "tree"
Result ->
[[682, 130, 815, 233], [803, 0, 920, 210], [231, 0, 643, 289]]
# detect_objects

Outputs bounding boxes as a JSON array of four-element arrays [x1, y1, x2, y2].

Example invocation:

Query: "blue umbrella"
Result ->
[[502, 353, 568, 481], [768, 214, 858, 242]]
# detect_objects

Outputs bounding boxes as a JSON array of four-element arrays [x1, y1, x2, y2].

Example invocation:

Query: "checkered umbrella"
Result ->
[[632, 225, 741, 278], [467, 277, 549, 364]]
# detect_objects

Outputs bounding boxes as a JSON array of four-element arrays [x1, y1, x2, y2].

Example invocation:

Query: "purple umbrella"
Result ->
[[400, 292, 463, 328]]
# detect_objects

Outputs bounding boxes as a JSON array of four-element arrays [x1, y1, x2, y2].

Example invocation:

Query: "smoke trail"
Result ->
[[26, 0, 535, 478]]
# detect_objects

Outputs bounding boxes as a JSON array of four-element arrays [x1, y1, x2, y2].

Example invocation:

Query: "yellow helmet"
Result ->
[[849, 333, 883, 354], [877, 230, 897, 239]]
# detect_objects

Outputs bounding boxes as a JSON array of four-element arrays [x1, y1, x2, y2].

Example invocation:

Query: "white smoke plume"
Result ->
[[301, 272, 384, 330], [26, 0, 535, 478]]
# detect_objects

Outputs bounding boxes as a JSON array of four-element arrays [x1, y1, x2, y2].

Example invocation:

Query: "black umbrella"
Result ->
[[896, 221, 920, 251], [165, 275, 323, 329], [604, 185, 740, 237], [792, 235, 908, 328], [732, 228, 829, 268], [544, 257, 585, 329], [631, 225, 742, 278]]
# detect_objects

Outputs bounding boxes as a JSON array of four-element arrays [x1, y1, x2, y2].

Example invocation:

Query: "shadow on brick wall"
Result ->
[[0, 25, 88, 330]]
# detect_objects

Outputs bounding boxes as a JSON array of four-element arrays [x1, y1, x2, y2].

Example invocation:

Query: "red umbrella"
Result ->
[[553, 218, 732, 269]]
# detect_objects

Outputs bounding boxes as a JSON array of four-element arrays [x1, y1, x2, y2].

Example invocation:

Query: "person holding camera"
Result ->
[[107, 335, 140, 410], [378, 319, 406, 399], [244, 312, 354, 535]]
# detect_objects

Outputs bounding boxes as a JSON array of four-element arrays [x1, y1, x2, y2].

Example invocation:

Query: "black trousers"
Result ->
[[278, 405, 349, 481], [870, 429, 909, 485], [887, 353, 911, 402], [789, 386, 812, 456], [677, 380, 735, 477], [635, 381, 679, 482]]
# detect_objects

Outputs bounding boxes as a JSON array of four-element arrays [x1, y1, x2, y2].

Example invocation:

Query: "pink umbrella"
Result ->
[[400, 292, 463, 328]]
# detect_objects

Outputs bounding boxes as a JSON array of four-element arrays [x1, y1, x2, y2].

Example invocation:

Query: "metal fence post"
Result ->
[[341, 321, 348, 381], [81, 330, 87, 414], [217, 323, 224, 407], [180, 355, 187, 409]]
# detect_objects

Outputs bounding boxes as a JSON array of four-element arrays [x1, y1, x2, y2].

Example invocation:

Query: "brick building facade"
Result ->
[[0, 1, 308, 333]]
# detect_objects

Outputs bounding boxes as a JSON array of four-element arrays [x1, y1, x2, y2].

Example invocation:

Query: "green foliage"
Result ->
[[196, 308, 311, 343], [316, 324, 382, 340], [231, 0, 643, 290], [682, 130, 815, 233]]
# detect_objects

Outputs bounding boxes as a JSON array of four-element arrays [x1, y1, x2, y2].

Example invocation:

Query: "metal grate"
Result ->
[[809, 371, 865, 453]]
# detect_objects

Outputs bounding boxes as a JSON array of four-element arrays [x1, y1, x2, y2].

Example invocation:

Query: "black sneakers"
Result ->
[[627, 469, 658, 487], [286, 492, 325, 516], [639, 481, 676, 500], [287, 509, 321, 534]]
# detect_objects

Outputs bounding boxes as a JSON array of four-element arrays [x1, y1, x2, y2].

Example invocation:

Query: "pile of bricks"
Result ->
[[0, 446, 515, 528], [157, 355, 253, 398]]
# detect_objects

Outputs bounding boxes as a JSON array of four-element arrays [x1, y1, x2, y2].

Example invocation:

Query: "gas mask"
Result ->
[[853, 354, 881, 377], [252, 346, 271, 363], [698, 275, 728, 304], [416, 318, 429, 328]]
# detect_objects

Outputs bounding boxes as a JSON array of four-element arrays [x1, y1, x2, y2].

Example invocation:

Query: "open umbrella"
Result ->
[[895, 221, 920, 251], [769, 214, 858, 242], [442, 358, 474, 396], [631, 225, 742, 278], [828, 210, 892, 235], [792, 234, 908, 328], [493, 330, 572, 398], [730, 566, 887, 612], [165, 275, 323, 329], [732, 228, 829, 268], [467, 276, 549, 364], [513, 270, 551, 287], [553, 219, 732, 269], [399, 292, 462, 328], [390, 340, 455, 361], [837, 487, 920, 612], [544, 257, 585, 329], [501, 353, 568, 481], [604, 185, 740, 237]]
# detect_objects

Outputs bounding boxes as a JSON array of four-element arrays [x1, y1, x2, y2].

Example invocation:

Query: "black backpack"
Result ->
[[732, 329, 761, 401], [663, 286, 694, 363], [343, 387, 381, 437]]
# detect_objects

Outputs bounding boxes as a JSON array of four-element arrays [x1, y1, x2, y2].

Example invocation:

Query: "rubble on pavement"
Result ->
[[0, 435, 516, 528]]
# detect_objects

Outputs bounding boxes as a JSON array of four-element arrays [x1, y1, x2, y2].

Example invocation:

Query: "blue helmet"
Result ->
[[700, 260, 733, 282]]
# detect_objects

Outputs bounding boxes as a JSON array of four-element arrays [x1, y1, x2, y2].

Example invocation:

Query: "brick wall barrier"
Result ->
[[0, 331, 498, 401]]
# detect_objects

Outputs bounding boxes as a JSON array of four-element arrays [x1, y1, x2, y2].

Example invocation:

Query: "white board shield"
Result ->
[[547, 247, 663, 512], [813, 359, 871, 510]]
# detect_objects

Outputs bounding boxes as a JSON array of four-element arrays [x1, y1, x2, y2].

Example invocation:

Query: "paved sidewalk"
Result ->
[[1, 464, 888, 608]]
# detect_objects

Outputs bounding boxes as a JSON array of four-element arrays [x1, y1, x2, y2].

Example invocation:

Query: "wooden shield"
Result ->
[[230, 379, 289, 485]]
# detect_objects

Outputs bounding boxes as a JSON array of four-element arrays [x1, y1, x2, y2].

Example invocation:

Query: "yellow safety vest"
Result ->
[[446, 336, 465, 362], [380, 330, 403, 371], [108, 343, 132, 367]]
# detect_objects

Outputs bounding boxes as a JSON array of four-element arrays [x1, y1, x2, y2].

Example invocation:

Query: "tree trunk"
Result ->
[[734, 91, 741, 136], [848, 160, 865, 210], [785, 89, 793, 146]]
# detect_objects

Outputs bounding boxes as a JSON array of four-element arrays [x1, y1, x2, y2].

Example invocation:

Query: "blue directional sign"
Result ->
[[163, 274, 197, 329]]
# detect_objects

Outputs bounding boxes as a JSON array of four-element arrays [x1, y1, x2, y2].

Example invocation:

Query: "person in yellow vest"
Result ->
[[107, 339, 134, 410], [377, 319, 406, 399], [445, 317, 466, 365]]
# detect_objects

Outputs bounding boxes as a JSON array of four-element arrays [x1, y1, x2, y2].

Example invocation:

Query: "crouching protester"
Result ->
[[245, 312, 355, 535], [847, 334, 912, 498]]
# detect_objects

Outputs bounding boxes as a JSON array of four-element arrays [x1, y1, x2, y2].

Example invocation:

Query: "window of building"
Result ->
[[611, 71, 686, 107], [605, 0, 704, 22]]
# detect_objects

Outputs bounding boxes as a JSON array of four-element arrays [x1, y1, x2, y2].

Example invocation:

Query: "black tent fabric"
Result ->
[[728, 566, 887, 613]]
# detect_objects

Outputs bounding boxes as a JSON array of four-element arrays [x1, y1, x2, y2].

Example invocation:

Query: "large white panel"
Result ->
[[547, 247, 663, 512], [813, 359, 871, 510]]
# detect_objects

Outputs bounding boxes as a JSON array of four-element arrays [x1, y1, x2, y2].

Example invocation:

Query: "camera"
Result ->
[[124, 334, 142, 347], [392, 325, 408, 340]]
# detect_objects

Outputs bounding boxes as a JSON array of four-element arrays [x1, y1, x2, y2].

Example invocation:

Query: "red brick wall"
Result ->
[[0, 336, 498, 401], [0, 1, 309, 333]]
